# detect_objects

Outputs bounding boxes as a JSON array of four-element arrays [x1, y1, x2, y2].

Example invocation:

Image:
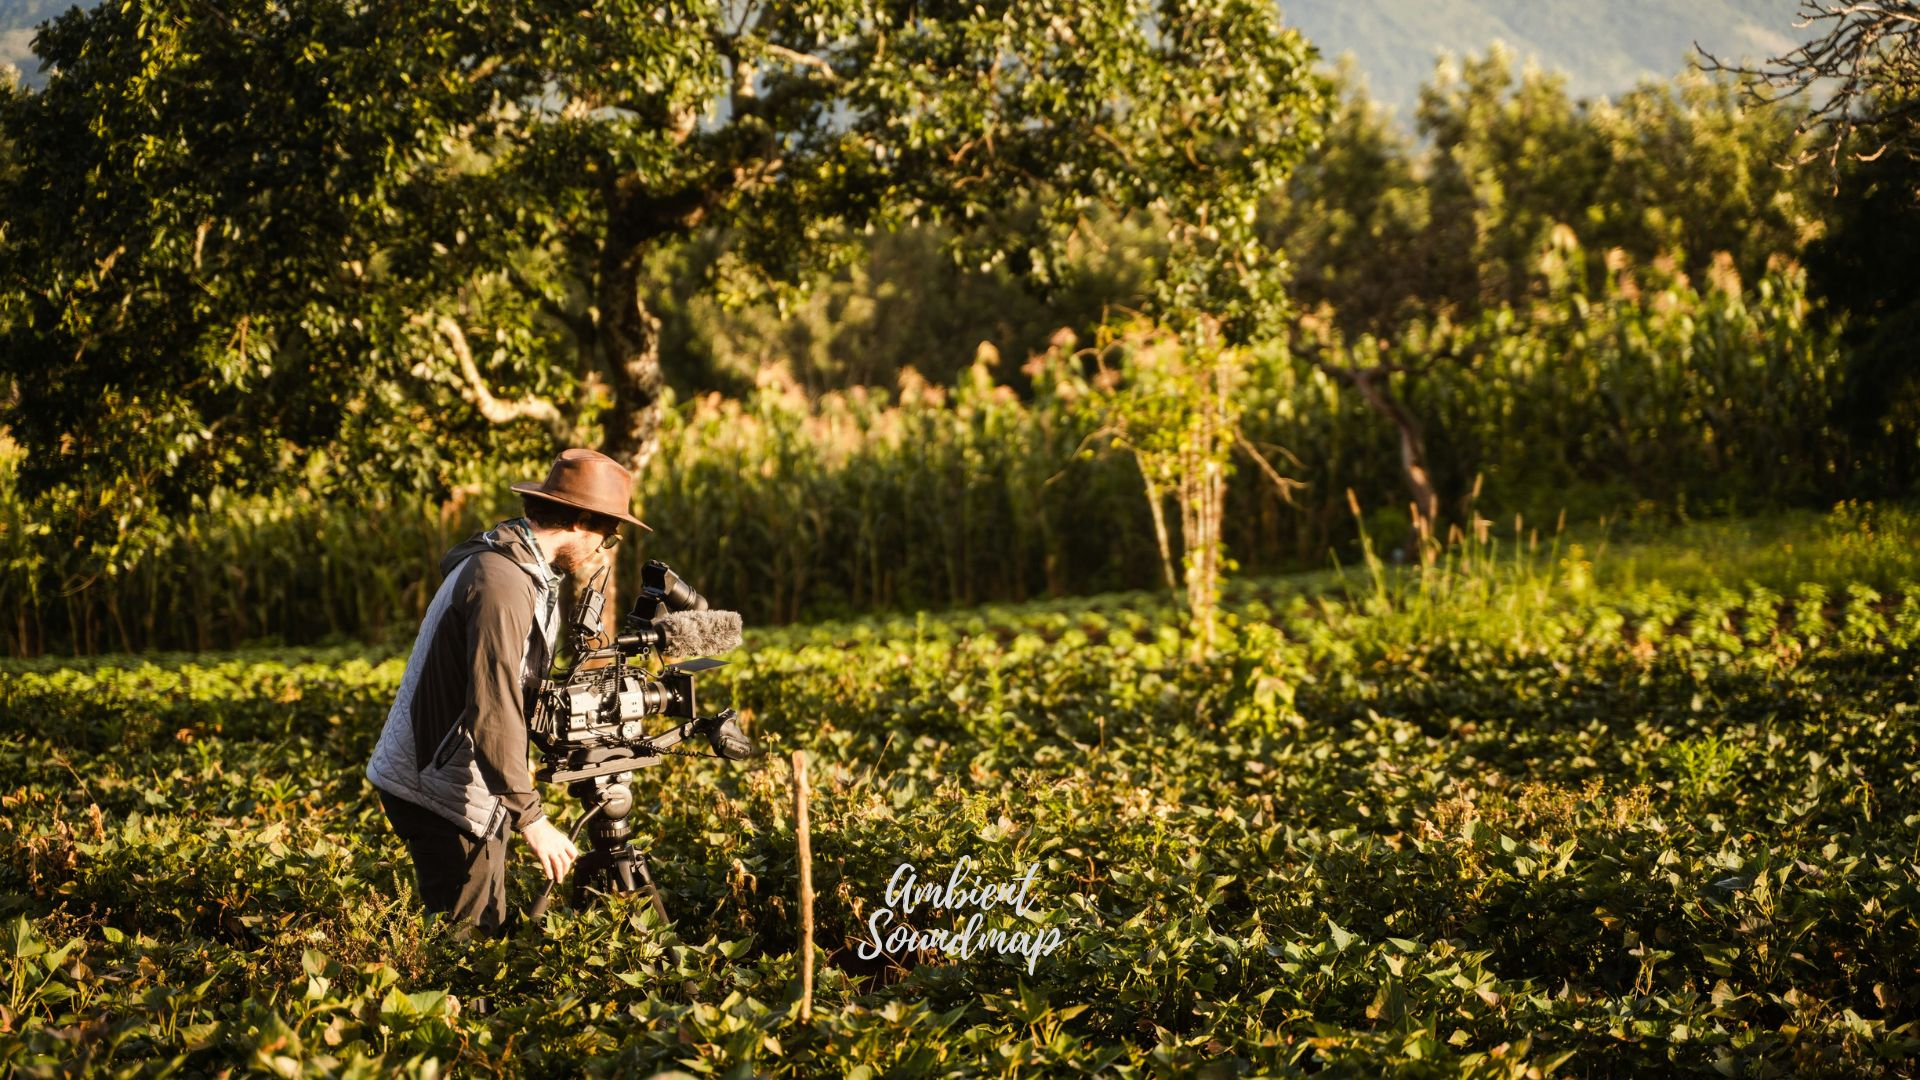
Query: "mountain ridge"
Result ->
[[1282, 0, 1808, 116]]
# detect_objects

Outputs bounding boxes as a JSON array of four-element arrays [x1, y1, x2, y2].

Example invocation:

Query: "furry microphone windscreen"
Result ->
[[655, 609, 743, 656]]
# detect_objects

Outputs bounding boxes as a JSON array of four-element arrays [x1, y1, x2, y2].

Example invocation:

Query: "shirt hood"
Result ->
[[441, 518, 557, 587]]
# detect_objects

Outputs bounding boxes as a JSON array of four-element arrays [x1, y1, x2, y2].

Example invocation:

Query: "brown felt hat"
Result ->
[[511, 448, 652, 531]]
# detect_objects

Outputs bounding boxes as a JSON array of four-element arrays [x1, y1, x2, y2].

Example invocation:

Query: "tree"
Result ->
[[1266, 50, 1822, 342], [1698, 0, 1920, 172], [1260, 49, 1828, 534], [0, 0, 1329, 541], [1257, 59, 1432, 340], [1699, 2, 1920, 493], [1071, 316, 1300, 659], [1414, 45, 1601, 316], [640, 209, 1161, 398]]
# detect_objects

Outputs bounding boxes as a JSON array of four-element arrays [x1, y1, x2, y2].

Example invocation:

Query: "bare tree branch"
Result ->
[[1297, 335, 1441, 529], [1697, 0, 1920, 177], [760, 42, 839, 81], [417, 314, 573, 441], [1233, 429, 1307, 505]]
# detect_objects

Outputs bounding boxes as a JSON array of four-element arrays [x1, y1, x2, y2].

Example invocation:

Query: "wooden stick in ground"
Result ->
[[794, 750, 815, 1023]]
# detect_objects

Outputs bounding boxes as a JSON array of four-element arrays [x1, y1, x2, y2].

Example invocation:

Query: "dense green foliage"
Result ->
[[1266, 50, 1829, 341], [1803, 121, 1920, 487], [0, 0, 1808, 109], [5, 27, 1916, 657], [4, 506, 1918, 1075], [0, 0, 1326, 522], [636, 50, 1836, 400], [6, 249, 1898, 655], [4, 6, 1913, 1069]]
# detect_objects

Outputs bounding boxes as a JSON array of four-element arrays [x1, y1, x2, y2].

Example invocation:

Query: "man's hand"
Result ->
[[520, 817, 580, 882]]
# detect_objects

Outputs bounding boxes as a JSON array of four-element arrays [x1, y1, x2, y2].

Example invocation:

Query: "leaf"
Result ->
[[301, 949, 330, 977], [7, 916, 46, 959], [1327, 917, 1356, 953], [379, 986, 417, 1025], [1365, 976, 1405, 1023], [1018, 981, 1051, 1025]]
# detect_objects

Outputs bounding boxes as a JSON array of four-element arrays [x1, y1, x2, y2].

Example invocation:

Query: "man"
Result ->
[[366, 448, 652, 935]]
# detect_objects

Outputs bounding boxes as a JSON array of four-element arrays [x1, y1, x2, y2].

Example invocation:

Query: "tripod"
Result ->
[[525, 774, 670, 925]]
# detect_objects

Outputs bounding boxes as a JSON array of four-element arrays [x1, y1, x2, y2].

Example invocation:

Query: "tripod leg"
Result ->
[[633, 854, 671, 925], [571, 849, 609, 908]]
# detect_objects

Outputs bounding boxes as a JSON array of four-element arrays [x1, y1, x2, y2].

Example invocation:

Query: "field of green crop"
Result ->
[[4, 505, 1919, 1077]]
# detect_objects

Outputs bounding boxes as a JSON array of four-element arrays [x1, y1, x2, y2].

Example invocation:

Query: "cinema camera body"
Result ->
[[526, 559, 756, 920]]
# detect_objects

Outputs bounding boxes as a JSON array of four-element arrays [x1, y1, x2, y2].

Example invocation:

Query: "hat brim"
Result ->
[[511, 482, 653, 532]]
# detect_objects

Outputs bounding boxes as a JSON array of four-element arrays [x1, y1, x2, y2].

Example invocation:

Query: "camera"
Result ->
[[530, 560, 755, 783], [524, 560, 757, 921]]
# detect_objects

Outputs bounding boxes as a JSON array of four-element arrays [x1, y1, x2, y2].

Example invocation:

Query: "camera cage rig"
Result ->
[[529, 559, 748, 782], [524, 559, 754, 925]]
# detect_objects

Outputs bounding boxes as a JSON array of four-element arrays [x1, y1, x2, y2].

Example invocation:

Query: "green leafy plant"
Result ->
[[3, 510, 1917, 1074]]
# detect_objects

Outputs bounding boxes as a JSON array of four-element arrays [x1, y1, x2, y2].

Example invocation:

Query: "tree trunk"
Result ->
[[591, 172, 717, 638], [590, 240, 666, 644], [1341, 367, 1441, 537], [596, 254, 666, 475], [597, 171, 716, 476]]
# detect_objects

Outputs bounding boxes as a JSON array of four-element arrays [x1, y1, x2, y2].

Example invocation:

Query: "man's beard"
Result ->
[[551, 537, 609, 577]]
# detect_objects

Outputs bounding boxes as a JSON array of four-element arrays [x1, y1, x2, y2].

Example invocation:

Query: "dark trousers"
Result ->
[[380, 790, 509, 936]]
